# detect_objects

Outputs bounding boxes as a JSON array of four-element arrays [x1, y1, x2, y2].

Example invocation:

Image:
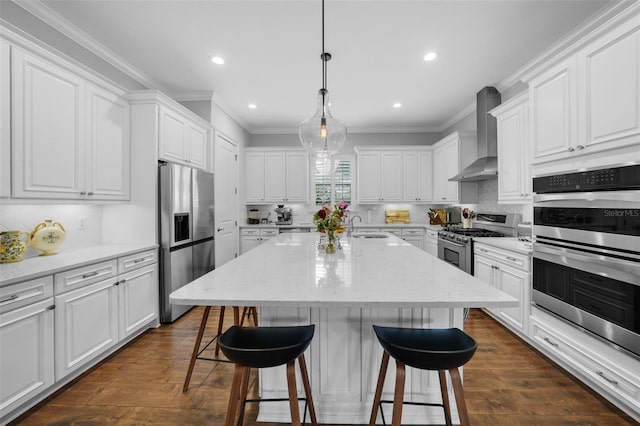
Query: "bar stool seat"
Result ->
[[219, 325, 318, 426], [370, 325, 477, 426]]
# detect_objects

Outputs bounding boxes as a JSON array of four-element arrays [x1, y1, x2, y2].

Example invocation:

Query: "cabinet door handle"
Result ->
[[479, 248, 488, 253], [0, 294, 19, 304], [567, 147, 575, 152], [576, 145, 585, 150], [87, 191, 94, 196], [543, 337, 558, 347], [120, 279, 126, 284], [217, 228, 223, 232], [82, 271, 99, 279], [133, 258, 145, 264], [506, 256, 517, 262], [80, 191, 86, 195], [47, 305, 55, 310], [596, 371, 618, 386]]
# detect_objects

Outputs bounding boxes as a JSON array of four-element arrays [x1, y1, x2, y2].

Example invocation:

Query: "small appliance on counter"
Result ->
[[274, 205, 292, 225], [247, 209, 260, 224]]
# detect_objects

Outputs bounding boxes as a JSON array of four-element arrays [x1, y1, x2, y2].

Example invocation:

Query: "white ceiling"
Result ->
[[35, 0, 612, 134]]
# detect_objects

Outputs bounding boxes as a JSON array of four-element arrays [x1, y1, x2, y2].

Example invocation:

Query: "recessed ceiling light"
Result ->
[[393, 103, 402, 108], [248, 103, 257, 109], [211, 56, 225, 65], [423, 52, 437, 62]]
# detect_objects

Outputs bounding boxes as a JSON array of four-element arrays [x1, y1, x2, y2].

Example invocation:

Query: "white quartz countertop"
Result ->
[[473, 237, 533, 255], [0, 244, 158, 287], [171, 233, 517, 309]]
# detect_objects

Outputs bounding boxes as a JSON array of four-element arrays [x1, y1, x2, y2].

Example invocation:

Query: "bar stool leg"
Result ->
[[297, 353, 318, 425], [183, 306, 212, 392], [236, 366, 251, 426], [250, 306, 258, 326], [369, 351, 390, 425], [438, 370, 453, 426], [449, 367, 470, 426], [286, 360, 302, 426], [391, 360, 406, 426], [214, 306, 226, 356], [225, 364, 246, 426]]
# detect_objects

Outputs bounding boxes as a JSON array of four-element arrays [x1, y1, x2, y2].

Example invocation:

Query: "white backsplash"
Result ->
[[0, 204, 103, 259]]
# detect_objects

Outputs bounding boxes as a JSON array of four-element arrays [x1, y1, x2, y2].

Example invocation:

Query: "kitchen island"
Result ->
[[170, 233, 516, 424]]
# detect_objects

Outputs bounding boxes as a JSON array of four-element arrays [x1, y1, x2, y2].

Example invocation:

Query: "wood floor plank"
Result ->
[[10, 308, 637, 425]]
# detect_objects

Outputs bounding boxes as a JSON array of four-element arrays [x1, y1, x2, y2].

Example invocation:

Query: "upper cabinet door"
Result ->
[[159, 106, 188, 163], [403, 152, 419, 202], [529, 56, 578, 162], [245, 151, 265, 203], [11, 47, 85, 199], [187, 124, 207, 169], [357, 151, 382, 203], [432, 138, 459, 202], [284, 151, 308, 203], [86, 84, 130, 200], [579, 18, 640, 150], [264, 151, 286, 202], [416, 151, 433, 202], [380, 152, 403, 202], [1, 40, 10, 198]]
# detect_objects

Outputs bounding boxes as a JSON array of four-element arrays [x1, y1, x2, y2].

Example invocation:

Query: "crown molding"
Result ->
[[172, 91, 215, 102], [12, 0, 162, 90]]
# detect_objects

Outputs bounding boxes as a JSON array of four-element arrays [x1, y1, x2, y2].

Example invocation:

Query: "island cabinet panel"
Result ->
[[258, 304, 468, 424]]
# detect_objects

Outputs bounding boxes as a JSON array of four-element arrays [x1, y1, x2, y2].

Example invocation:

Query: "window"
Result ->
[[314, 156, 353, 205]]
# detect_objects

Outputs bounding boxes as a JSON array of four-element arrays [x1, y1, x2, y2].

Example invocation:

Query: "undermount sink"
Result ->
[[351, 233, 389, 239]]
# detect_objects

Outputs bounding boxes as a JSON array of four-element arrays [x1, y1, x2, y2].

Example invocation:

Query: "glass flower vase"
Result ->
[[325, 230, 336, 254]]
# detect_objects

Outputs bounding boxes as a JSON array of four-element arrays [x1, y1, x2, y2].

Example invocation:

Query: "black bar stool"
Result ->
[[219, 324, 318, 426], [369, 325, 477, 426], [183, 305, 258, 392]]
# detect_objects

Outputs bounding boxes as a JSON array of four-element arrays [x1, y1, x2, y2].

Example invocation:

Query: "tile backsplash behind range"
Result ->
[[477, 179, 531, 222], [0, 204, 103, 259]]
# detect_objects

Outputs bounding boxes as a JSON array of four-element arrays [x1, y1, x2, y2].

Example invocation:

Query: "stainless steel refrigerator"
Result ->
[[158, 162, 215, 323]]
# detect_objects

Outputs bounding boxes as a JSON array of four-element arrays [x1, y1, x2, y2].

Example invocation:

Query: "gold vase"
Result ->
[[0, 231, 29, 263]]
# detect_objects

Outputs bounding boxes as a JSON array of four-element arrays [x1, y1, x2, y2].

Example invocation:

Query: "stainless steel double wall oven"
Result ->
[[532, 164, 640, 357]]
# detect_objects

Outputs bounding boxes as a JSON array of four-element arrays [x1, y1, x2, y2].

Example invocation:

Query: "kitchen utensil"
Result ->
[[29, 219, 66, 256], [0, 230, 30, 263]]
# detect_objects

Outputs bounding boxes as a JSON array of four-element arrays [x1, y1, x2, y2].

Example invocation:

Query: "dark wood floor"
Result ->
[[12, 308, 637, 425]]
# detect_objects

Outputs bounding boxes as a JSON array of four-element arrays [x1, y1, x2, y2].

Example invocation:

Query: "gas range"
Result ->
[[437, 213, 521, 275], [437, 227, 506, 244]]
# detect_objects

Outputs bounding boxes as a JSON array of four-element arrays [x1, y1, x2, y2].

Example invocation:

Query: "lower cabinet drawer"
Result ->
[[531, 320, 640, 409], [118, 249, 156, 274], [55, 260, 118, 294]]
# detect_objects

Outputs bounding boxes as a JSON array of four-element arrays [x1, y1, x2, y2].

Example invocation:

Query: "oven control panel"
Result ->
[[533, 164, 640, 193]]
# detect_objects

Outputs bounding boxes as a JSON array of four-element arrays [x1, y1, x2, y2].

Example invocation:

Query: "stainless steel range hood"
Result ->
[[449, 87, 501, 182]]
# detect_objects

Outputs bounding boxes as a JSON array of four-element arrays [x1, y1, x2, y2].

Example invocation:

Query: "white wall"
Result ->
[[249, 132, 441, 151]]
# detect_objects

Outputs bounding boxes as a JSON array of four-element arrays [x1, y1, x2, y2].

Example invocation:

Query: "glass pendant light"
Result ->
[[299, 0, 347, 167]]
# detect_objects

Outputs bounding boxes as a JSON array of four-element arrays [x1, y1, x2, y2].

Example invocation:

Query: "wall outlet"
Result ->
[[78, 216, 86, 230]]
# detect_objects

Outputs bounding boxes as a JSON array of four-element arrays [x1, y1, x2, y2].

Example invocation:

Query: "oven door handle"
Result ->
[[440, 239, 465, 248], [534, 243, 640, 285]]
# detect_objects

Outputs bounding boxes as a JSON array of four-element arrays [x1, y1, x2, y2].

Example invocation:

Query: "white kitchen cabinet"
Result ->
[[245, 151, 266, 203], [528, 56, 579, 163], [1, 40, 10, 198], [403, 151, 433, 202], [531, 306, 640, 419], [54, 276, 119, 379], [356, 150, 403, 203], [473, 242, 531, 337], [118, 264, 157, 339], [86, 84, 130, 200], [10, 46, 131, 201], [432, 132, 477, 204], [159, 105, 208, 170], [244, 149, 309, 204], [240, 227, 278, 254], [491, 92, 531, 204], [0, 277, 54, 419], [527, 15, 640, 172], [578, 17, 640, 154], [424, 228, 438, 257], [11, 46, 85, 199], [400, 227, 425, 251], [54, 250, 157, 379]]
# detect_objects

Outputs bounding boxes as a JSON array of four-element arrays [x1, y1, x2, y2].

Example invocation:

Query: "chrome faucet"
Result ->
[[348, 215, 363, 236]]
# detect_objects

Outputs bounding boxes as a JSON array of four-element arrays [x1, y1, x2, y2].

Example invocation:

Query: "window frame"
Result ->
[[311, 154, 356, 206]]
